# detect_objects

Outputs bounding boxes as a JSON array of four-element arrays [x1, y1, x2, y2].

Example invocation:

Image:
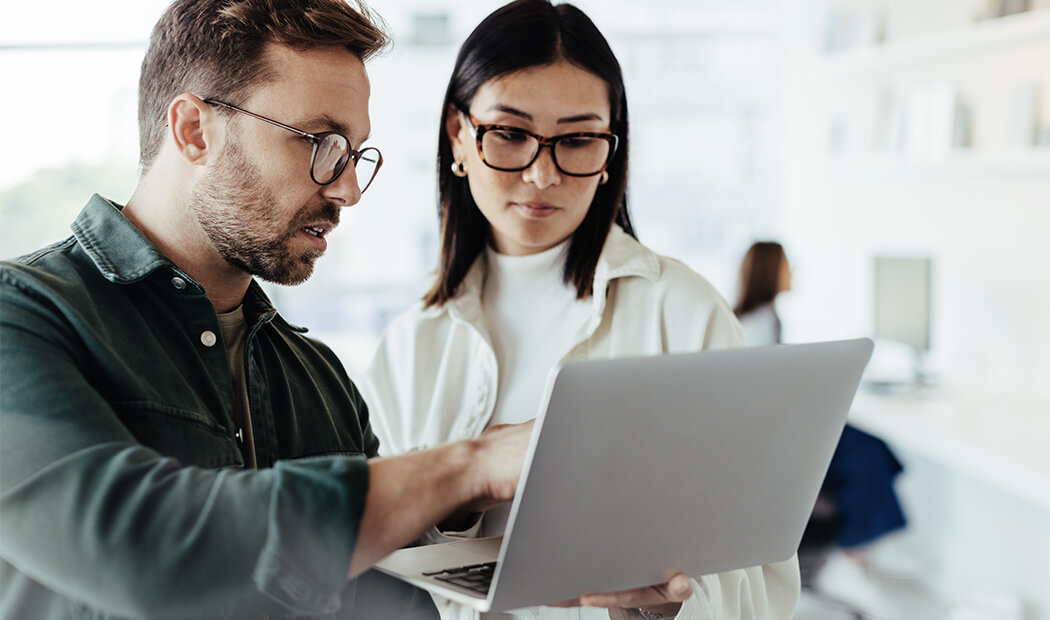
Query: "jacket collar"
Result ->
[[421, 224, 661, 321], [71, 194, 298, 331], [72, 194, 175, 285], [591, 224, 661, 292]]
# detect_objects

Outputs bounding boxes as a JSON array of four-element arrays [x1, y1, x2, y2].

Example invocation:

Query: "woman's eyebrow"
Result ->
[[488, 104, 532, 120], [556, 113, 604, 124], [488, 104, 605, 124]]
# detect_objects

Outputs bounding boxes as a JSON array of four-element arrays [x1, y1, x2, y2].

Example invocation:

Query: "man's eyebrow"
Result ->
[[300, 114, 369, 143], [488, 104, 605, 124]]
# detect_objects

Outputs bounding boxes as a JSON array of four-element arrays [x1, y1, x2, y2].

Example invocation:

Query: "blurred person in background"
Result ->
[[734, 241, 907, 618], [360, 2, 801, 619]]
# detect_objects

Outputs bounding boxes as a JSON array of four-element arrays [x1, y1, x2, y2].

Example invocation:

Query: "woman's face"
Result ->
[[778, 256, 792, 293], [447, 60, 612, 256]]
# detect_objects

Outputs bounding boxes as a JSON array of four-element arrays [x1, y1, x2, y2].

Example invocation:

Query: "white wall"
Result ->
[[781, 1, 1050, 615], [780, 1, 1050, 398]]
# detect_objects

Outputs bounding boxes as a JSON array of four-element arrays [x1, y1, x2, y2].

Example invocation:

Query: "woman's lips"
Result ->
[[514, 202, 559, 218]]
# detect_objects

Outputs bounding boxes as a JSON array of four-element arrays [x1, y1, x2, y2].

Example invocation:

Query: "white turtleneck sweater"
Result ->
[[480, 240, 592, 540], [481, 241, 592, 429]]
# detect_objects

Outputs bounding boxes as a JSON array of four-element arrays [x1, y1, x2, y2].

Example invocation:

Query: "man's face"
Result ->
[[189, 44, 372, 285]]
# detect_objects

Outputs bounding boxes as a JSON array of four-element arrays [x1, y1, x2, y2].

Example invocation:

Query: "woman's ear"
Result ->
[[445, 104, 466, 157], [167, 93, 221, 166]]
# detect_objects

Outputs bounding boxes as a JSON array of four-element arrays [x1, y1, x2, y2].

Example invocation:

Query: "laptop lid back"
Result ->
[[488, 339, 873, 611]]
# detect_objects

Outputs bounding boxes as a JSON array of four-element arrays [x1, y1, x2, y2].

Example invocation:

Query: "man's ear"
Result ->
[[167, 94, 221, 166]]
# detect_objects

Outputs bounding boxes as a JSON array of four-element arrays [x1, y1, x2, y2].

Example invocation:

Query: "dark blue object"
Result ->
[[823, 425, 907, 548]]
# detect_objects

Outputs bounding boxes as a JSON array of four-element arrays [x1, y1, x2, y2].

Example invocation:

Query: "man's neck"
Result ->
[[123, 170, 251, 314]]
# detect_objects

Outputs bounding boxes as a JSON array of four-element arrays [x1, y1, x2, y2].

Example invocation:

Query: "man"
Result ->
[[0, 1, 694, 618], [0, 1, 528, 617]]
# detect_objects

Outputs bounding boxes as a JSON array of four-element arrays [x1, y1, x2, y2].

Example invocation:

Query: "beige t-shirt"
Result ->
[[217, 305, 257, 469]]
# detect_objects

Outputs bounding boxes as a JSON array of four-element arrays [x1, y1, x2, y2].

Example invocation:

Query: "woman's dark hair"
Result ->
[[734, 241, 787, 317], [423, 0, 635, 307]]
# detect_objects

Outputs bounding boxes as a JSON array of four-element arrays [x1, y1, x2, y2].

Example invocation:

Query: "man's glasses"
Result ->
[[202, 98, 382, 193], [462, 112, 618, 177]]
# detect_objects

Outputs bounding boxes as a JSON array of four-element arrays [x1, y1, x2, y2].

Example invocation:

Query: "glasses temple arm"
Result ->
[[201, 98, 315, 140]]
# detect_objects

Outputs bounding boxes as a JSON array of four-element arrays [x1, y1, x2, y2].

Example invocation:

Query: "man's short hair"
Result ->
[[138, 0, 389, 172]]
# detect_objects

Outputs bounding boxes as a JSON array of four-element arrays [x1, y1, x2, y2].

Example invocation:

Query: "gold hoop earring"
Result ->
[[451, 161, 468, 178], [598, 170, 609, 185]]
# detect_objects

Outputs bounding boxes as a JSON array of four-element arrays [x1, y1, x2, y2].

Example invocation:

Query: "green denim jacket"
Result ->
[[0, 196, 423, 619]]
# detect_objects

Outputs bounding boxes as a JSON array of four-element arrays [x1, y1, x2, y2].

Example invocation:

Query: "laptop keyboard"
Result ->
[[423, 561, 497, 594]]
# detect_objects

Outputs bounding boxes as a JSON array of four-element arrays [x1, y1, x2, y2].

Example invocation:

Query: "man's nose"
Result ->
[[320, 163, 363, 207]]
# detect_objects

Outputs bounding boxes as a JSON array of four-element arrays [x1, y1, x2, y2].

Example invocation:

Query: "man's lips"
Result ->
[[296, 220, 337, 253], [301, 225, 329, 239], [298, 218, 337, 239]]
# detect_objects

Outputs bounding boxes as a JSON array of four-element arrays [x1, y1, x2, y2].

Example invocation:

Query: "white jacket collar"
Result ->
[[420, 225, 660, 322]]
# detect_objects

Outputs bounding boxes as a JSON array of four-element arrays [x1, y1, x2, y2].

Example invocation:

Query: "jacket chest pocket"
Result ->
[[113, 401, 244, 469]]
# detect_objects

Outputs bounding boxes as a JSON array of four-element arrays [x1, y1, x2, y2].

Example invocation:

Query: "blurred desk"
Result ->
[[848, 389, 1050, 616], [849, 389, 1050, 511]]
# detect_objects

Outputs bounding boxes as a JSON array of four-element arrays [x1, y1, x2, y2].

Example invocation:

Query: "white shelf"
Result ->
[[825, 150, 1050, 178], [820, 9, 1050, 79]]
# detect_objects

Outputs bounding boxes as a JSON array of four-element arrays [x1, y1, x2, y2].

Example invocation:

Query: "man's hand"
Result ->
[[554, 573, 693, 617], [350, 419, 534, 577], [465, 419, 535, 508]]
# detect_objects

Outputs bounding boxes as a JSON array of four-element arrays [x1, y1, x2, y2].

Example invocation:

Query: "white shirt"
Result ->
[[361, 225, 801, 620], [737, 303, 781, 347], [481, 242, 591, 540]]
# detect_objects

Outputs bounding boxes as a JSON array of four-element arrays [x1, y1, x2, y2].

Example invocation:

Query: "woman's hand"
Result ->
[[553, 573, 693, 617]]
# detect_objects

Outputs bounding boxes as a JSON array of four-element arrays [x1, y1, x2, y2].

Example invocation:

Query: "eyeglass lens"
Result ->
[[313, 134, 381, 192], [481, 130, 610, 175]]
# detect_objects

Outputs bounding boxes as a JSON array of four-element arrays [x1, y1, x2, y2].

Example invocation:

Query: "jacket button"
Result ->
[[170, 276, 187, 290], [200, 330, 217, 347]]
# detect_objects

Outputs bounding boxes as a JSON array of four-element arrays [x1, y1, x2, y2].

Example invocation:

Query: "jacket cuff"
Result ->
[[253, 456, 369, 615], [671, 580, 712, 619]]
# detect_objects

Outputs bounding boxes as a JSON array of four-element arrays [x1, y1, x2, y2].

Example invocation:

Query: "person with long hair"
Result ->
[[360, 2, 800, 618], [734, 242, 907, 618], [733, 242, 792, 346]]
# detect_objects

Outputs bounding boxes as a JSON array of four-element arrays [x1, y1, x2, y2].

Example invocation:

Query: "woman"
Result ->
[[361, 2, 799, 618], [734, 242, 906, 617], [733, 242, 792, 348]]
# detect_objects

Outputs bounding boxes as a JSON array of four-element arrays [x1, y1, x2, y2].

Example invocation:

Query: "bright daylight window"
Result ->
[[0, 0, 782, 374]]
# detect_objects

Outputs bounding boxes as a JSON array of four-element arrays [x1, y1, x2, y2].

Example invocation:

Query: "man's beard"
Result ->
[[189, 136, 339, 286]]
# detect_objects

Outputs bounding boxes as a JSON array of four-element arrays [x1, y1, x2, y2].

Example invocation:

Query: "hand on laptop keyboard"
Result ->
[[468, 419, 535, 505]]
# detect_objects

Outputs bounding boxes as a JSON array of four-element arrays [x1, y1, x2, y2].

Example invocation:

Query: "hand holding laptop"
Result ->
[[557, 572, 695, 617]]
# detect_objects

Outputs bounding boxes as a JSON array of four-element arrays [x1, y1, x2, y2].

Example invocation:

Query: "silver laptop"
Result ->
[[375, 338, 874, 612]]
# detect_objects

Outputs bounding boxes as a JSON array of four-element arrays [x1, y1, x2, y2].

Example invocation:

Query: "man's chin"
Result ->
[[258, 266, 315, 286], [251, 257, 318, 286]]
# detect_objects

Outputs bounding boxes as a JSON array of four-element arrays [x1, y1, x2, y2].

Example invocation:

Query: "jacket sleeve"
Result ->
[[0, 270, 367, 619], [667, 556, 800, 619], [359, 314, 415, 458], [360, 312, 488, 550]]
